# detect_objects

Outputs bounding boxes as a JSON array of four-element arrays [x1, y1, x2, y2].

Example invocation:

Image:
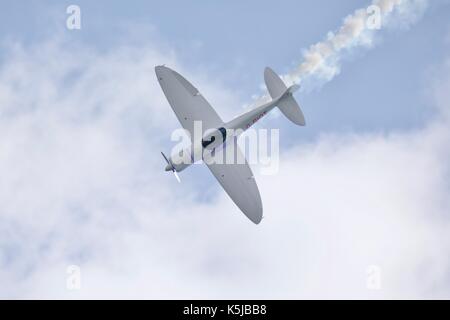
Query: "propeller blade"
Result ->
[[161, 151, 170, 165], [173, 171, 181, 183], [161, 151, 181, 183]]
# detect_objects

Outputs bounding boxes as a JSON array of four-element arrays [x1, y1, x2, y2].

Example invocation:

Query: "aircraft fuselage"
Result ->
[[165, 99, 278, 173]]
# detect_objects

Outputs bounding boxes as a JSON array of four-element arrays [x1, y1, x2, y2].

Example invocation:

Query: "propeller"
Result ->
[[161, 152, 181, 183]]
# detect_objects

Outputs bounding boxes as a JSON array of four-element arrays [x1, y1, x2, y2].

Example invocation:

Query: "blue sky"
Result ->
[[1, 0, 449, 140], [1, 0, 450, 299]]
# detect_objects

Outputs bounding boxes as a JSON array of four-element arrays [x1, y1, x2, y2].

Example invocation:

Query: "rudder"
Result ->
[[264, 67, 305, 126]]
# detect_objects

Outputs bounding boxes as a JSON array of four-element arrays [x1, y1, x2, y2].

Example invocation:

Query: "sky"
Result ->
[[0, 0, 450, 299]]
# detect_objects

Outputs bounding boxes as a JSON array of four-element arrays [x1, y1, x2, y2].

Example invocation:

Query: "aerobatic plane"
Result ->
[[157, 66, 305, 224]]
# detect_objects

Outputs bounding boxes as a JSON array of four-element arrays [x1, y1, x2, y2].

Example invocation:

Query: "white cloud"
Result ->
[[0, 35, 449, 299]]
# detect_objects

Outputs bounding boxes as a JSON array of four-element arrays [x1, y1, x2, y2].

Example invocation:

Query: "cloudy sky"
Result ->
[[0, 0, 450, 299]]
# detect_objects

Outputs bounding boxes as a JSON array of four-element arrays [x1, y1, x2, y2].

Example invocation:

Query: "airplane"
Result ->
[[156, 66, 305, 224]]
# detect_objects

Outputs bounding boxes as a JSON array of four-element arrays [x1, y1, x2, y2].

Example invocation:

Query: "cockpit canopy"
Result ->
[[201, 127, 227, 149]]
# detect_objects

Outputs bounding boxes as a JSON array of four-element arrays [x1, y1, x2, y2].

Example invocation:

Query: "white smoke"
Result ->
[[250, 0, 428, 106], [284, 0, 428, 89]]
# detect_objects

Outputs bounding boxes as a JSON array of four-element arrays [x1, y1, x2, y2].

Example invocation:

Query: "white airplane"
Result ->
[[156, 66, 305, 224]]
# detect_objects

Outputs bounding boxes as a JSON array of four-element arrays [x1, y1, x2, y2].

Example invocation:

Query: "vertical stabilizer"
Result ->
[[264, 67, 305, 126]]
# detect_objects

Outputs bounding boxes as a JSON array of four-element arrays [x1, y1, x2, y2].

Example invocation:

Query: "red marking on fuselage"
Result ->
[[246, 111, 267, 129]]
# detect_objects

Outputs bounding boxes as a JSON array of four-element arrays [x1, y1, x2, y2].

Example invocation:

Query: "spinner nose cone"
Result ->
[[165, 163, 172, 172]]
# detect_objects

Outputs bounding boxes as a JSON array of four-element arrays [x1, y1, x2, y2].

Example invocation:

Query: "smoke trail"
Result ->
[[284, 0, 428, 89], [249, 0, 428, 107]]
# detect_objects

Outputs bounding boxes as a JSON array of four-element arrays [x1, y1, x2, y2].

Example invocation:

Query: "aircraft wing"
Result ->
[[155, 66, 223, 138], [205, 139, 263, 224]]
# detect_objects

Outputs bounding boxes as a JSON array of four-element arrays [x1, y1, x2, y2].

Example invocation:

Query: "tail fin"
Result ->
[[264, 67, 305, 126]]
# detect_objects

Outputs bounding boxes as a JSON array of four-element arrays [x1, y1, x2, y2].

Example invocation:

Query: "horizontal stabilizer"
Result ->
[[264, 67, 305, 126]]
